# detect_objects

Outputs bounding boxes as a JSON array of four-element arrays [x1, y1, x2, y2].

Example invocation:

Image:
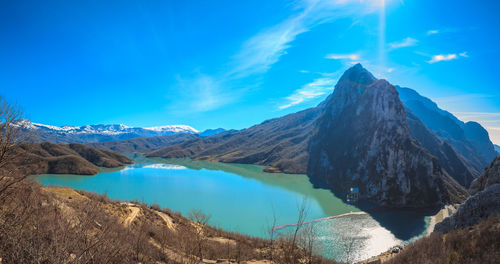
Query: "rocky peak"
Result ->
[[337, 63, 376, 85], [308, 64, 467, 208]]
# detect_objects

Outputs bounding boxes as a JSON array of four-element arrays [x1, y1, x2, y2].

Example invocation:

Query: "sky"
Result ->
[[1, 0, 500, 144]]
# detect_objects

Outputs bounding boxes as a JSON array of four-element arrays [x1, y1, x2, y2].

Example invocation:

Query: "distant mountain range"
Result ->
[[495, 144, 500, 154], [146, 64, 497, 208], [19, 120, 225, 143]]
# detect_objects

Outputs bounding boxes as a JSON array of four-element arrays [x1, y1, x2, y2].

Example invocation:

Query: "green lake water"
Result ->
[[35, 156, 429, 262]]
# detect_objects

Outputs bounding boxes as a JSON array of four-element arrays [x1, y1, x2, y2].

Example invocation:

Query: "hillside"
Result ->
[[147, 107, 321, 174], [434, 155, 500, 234], [398, 86, 497, 178], [383, 216, 500, 264], [0, 180, 337, 264], [2, 142, 132, 175], [89, 133, 200, 154]]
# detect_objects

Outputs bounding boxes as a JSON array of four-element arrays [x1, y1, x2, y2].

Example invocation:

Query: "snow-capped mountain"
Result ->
[[18, 120, 199, 143]]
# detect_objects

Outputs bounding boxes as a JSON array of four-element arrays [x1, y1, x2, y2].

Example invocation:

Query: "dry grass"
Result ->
[[0, 178, 338, 264], [385, 215, 500, 264]]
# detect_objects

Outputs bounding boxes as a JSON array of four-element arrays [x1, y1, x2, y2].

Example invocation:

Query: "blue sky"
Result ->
[[1, 0, 500, 144]]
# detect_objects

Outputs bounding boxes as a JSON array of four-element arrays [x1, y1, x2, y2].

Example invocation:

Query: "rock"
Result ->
[[435, 183, 500, 234], [307, 64, 467, 208]]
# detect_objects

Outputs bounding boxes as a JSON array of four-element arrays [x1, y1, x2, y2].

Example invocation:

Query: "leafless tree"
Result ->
[[187, 209, 211, 261], [0, 96, 28, 197], [267, 204, 278, 261], [300, 222, 319, 264]]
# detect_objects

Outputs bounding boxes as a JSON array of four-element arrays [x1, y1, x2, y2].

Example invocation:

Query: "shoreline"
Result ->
[[425, 204, 457, 236], [273, 211, 367, 231]]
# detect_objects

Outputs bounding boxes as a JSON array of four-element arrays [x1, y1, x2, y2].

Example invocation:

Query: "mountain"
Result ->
[[3, 142, 132, 175], [397, 86, 497, 176], [307, 64, 466, 207], [148, 64, 470, 208], [435, 156, 500, 234], [89, 133, 200, 153], [199, 128, 227, 137], [494, 144, 500, 154], [19, 120, 199, 144], [405, 111, 476, 187], [147, 108, 321, 174]]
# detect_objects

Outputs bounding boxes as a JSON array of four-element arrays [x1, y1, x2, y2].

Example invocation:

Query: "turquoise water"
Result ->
[[35, 156, 429, 262]]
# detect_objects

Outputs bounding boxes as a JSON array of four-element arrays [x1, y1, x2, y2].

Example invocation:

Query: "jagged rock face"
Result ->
[[435, 183, 500, 234], [307, 64, 460, 208], [436, 156, 500, 233], [469, 155, 500, 195]]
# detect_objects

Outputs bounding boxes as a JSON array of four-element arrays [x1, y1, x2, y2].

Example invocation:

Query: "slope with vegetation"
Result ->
[[2, 142, 132, 176], [383, 216, 500, 264], [0, 180, 337, 264]]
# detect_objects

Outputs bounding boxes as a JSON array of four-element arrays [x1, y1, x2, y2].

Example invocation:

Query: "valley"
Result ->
[[2, 64, 499, 263], [35, 155, 431, 263]]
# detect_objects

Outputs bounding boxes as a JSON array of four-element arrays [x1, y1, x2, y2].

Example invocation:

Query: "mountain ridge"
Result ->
[[148, 64, 470, 208], [19, 120, 226, 144]]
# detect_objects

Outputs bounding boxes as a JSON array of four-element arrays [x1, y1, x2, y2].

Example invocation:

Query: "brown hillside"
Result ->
[[2, 142, 132, 176]]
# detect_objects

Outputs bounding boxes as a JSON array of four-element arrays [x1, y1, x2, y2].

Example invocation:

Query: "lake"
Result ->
[[35, 155, 429, 262]]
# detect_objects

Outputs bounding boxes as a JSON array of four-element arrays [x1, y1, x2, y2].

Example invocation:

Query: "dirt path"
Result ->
[[123, 203, 140, 227], [156, 211, 176, 231]]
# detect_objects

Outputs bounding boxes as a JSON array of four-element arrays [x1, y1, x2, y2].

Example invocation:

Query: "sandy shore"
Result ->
[[425, 204, 458, 236]]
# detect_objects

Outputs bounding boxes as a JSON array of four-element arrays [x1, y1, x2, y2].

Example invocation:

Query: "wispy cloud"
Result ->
[[428, 54, 457, 63], [325, 53, 360, 61], [172, 0, 382, 113], [427, 52, 468, 63], [427, 29, 439, 35], [279, 76, 336, 109], [389, 37, 418, 49], [171, 74, 238, 113]]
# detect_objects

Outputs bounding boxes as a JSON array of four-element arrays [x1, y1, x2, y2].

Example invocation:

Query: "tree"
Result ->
[[187, 209, 211, 261], [0, 96, 28, 198]]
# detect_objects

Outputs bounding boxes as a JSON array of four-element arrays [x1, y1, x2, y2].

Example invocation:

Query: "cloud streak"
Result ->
[[427, 29, 439, 35], [428, 52, 468, 63], [173, 0, 383, 113], [389, 37, 418, 49], [279, 76, 336, 109], [326, 53, 360, 60]]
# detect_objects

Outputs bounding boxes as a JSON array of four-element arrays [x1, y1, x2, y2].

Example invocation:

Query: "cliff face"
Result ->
[[4, 142, 133, 175], [435, 155, 500, 233], [469, 155, 500, 195], [307, 64, 466, 208]]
